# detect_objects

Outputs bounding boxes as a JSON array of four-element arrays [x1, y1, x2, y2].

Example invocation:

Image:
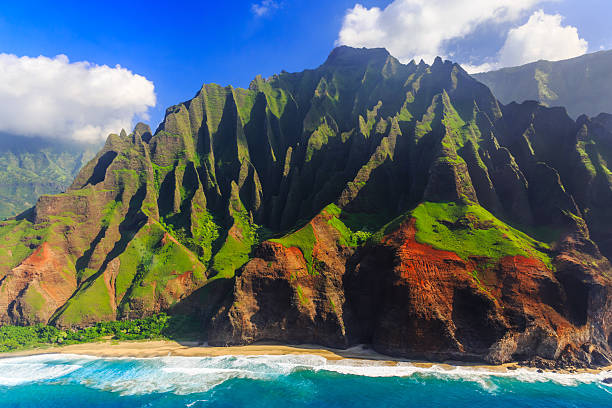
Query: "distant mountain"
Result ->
[[473, 50, 612, 118], [0, 135, 97, 219], [1, 47, 611, 368]]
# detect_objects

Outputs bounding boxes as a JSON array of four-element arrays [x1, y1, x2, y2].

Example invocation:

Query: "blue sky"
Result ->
[[0, 0, 609, 141]]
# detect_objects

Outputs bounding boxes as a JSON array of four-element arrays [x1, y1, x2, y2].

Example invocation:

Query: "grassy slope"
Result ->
[[0, 219, 50, 274], [270, 223, 317, 272], [379, 201, 553, 268], [209, 198, 260, 280], [268, 204, 383, 273]]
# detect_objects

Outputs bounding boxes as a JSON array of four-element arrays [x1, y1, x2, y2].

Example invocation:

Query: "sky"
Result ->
[[0, 0, 610, 143]]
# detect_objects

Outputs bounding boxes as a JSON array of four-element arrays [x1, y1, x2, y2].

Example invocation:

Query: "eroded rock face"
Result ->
[[0, 243, 77, 325], [209, 212, 354, 348], [210, 218, 612, 367]]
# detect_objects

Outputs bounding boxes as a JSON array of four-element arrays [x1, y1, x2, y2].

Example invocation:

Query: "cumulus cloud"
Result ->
[[337, 0, 545, 63], [0, 54, 156, 142], [463, 10, 588, 73], [497, 10, 588, 67], [251, 0, 280, 17]]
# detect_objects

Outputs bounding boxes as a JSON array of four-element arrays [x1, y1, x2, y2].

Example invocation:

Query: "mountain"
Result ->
[[1, 46, 611, 368], [473, 50, 612, 119], [0, 135, 97, 219]]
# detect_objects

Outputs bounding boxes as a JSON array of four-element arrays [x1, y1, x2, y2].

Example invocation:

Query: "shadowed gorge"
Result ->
[[1, 46, 612, 368]]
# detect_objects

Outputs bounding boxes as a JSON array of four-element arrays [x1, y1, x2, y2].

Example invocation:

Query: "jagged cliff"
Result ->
[[1, 46, 611, 367]]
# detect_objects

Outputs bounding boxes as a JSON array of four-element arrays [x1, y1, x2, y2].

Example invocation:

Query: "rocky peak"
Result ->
[[322, 46, 394, 69]]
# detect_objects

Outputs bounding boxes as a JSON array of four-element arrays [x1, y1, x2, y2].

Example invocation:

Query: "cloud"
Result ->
[[497, 10, 587, 67], [337, 0, 545, 63], [463, 10, 588, 73], [0, 54, 155, 142], [251, 1, 280, 17], [460, 62, 499, 74]]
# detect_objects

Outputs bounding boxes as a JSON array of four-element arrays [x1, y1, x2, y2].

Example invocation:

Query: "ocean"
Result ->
[[0, 353, 610, 407]]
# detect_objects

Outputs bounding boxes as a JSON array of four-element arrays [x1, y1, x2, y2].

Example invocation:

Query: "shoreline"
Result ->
[[2, 340, 611, 376]]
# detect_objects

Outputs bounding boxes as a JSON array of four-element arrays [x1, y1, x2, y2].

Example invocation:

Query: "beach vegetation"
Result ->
[[0, 313, 198, 353]]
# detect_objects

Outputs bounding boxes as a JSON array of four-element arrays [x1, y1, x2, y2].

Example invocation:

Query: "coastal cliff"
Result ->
[[1, 46, 611, 368]]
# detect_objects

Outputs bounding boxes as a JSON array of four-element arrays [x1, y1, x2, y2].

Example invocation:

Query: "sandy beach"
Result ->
[[2, 340, 610, 376], [1, 340, 397, 361]]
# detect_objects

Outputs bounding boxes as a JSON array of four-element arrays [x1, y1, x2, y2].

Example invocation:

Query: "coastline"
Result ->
[[2, 340, 611, 376]]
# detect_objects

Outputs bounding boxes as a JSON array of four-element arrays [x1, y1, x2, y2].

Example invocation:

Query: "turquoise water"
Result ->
[[0, 353, 610, 407]]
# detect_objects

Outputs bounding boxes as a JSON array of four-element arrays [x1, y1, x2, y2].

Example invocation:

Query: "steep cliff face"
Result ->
[[1, 46, 611, 367], [209, 202, 612, 367]]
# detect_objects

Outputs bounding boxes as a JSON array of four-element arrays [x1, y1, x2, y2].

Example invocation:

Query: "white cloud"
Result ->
[[337, 0, 545, 63], [252, 1, 279, 17], [462, 10, 588, 73], [497, 10, 587, 66], [0, 54, 155, 142], [461, 62, 498, 74]]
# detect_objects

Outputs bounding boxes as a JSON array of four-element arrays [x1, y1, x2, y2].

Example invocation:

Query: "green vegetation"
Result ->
[[0, 219, 49, 271], [390, 201, 553, 268], [251, 76, 290, 119], [56, 276, 114, 325], [190, 206, 221, 263], [210, 199, 260, 280], [474, 50, 612, 118], [469, 269, 497, 302], [0, 136, 97, 219], [295, 285, 310, 306], [415, 95, 439, 139], [117, 222, 207, 316], [0, 314, 198, 353], [152, 163, 174, 190], [210, 234, 252, 279], [159, 209, 220, 265], [270, 223, 317, 273], [306, 121, 336, 161], [101, 200, 121, 227], [324, 204, 374, 246]]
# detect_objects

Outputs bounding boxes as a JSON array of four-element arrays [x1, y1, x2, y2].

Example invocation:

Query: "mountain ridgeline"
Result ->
[[474, 50, 612, 119], [0, 135, 96, 219], [1, 46, 611, 368]]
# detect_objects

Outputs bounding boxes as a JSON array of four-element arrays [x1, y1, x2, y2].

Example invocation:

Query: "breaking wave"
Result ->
[[0, 352, 610, 396]]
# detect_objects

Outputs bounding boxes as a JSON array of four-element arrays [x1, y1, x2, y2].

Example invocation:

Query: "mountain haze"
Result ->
[[0, 135, 96, 219], [474, 50, 612, 119], [1, 47, 611, 368]]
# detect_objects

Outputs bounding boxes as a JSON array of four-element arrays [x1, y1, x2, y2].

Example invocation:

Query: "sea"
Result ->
[[0, 353, 610, 407]]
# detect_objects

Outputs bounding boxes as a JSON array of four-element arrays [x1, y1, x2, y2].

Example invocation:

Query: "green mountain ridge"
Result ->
[[0, 135, 97, 219], [474, 50, 612, 119], [1, 46, 611, 367]]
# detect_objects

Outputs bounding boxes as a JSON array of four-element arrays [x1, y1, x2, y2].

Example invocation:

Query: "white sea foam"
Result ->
[[0, 353, 609, 395], [0, 354, 84, 386], [320, 359, 611, 387]]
